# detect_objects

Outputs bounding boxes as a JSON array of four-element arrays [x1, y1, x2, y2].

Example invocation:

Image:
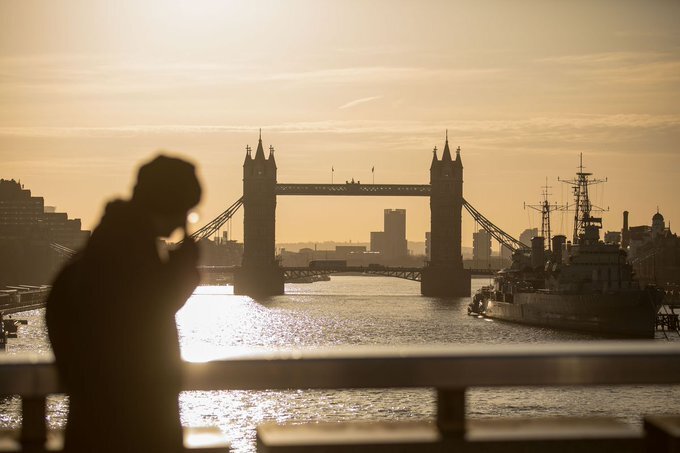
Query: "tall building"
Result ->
[[500, 244, 513, 261], [472, 229, 492, 266], [627, 210, 680, 285], [384, 209, 407, 259], [0, 179, 44, 239], [370, 209, 407, 260], [370, 231, 386, 254], [0, 179, 89, 250], [519, 228, 539, 247], [0, 179, 89, 285]]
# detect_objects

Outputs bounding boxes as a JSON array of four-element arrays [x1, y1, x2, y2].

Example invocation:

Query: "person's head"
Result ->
[[131, 154, 202, 237]]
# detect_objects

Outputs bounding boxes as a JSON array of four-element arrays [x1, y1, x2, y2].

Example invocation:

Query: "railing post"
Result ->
[[436, 387, 466, 437], [21, 396, 47, 452]]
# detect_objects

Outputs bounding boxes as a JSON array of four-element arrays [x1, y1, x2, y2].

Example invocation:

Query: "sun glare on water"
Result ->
[[176, 288, 270, 363]]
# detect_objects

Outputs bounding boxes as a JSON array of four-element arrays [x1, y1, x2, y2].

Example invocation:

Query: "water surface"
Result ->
[[2, 276, 678, 452]]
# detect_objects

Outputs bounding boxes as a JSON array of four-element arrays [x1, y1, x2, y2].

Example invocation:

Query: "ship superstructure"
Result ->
[[476, 157, 663, 337]]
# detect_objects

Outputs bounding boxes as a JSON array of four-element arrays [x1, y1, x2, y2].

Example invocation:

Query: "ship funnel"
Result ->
[[552, 235, 566, 263], [531, 236, 545, 269], [622, 210, 630, 249]]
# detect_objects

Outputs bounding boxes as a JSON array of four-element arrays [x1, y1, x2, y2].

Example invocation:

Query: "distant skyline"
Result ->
[[1, 1, 678, 247]]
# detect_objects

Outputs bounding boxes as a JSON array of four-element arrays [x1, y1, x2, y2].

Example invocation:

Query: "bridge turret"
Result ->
[[247, 132, 277, 179], [430, 146, 438, 172], [235, 132, 283, 296], [441, 131, 453, 162], [422, 132, 470, 296], [243, 145, 252, 166], [267, 145, 277, 171], [454, 146, 463, 169], [254, 129, 266, 160], [430, 135, 456, 183]]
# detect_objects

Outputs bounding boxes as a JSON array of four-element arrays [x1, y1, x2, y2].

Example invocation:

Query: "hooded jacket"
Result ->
[[47, 199, 198, 453]]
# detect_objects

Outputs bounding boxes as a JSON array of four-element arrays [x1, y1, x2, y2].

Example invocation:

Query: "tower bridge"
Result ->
[[41, 132, 525, 296], [232, 132, 471, 297]]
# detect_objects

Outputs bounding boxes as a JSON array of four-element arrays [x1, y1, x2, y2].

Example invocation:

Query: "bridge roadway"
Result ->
[[198, 265, 497, 282], [275, 183, 431, 196], [284, 266, 424, 282]]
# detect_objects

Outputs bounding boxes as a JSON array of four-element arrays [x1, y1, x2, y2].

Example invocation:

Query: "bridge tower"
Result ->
[[234, 133, 284, 296], [421, 134, 471, 296]]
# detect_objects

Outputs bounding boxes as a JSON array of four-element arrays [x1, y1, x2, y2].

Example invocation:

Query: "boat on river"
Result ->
[[473, 158, 663, 338]]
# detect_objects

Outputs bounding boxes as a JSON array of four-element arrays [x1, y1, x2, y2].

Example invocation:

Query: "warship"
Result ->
[[473, 157, 663, 337]]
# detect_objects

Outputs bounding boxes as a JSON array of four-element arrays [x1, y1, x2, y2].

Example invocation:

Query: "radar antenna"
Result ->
[[524, 178, 568, 250], [558, 154, 607, 244]]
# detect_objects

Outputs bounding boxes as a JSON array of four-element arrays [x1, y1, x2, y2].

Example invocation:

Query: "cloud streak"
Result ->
[[1, 114, 677, 140], [0, 115, 680, 155], [537, 51, 680, 86], [0, 54, 506, 96], [338, 96, 382, 109]]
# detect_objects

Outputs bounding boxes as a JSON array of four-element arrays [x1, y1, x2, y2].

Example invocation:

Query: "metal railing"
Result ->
[[1, 342, 680, 450]]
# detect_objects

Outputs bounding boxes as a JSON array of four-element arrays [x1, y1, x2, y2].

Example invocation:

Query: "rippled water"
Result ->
[[2, 276, 679, 452]]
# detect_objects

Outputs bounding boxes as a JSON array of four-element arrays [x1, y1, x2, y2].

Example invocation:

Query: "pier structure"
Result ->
[[233, 133, 470, 297]]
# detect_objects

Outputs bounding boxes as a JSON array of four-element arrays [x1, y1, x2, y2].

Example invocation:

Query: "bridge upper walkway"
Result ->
[[275, 183, 431, 196]]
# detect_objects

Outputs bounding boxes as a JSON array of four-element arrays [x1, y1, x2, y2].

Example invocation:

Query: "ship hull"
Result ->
[[484, 291, 657, 338]]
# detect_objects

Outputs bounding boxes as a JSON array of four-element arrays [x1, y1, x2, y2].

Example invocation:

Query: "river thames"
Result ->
[[2, 276, 679, 452]]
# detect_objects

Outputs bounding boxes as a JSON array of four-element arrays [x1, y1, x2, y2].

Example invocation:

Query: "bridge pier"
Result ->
[[234, 266, 284, 297], [421, 264, 471, 297]]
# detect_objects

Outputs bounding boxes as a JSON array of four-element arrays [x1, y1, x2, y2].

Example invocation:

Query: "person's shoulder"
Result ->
[[87, 200, 159, 264], [93, 199, 146, 240], [100, 199, 134, 226], [46, 253, 84, 308]]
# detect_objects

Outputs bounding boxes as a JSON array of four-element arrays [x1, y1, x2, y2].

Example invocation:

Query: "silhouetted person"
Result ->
[[46, 155, 202, 453]]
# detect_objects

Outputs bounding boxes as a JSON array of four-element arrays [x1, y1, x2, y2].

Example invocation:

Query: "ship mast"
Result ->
[[524, 178, 567, 250], [558, 154, 607, 244]]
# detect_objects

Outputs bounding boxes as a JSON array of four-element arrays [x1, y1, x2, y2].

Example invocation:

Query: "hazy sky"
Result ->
[[1, 0, 679, 247]]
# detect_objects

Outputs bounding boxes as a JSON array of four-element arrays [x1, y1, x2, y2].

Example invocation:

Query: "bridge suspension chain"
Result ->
[[188, 197, 244, 242], [50, 242, 76, 259], [462, 198, 529, 253], [50, 198, 244, 255]]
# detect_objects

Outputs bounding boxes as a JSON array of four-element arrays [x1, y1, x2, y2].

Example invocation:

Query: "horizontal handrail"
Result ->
[[2, 342, 680, 397]]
